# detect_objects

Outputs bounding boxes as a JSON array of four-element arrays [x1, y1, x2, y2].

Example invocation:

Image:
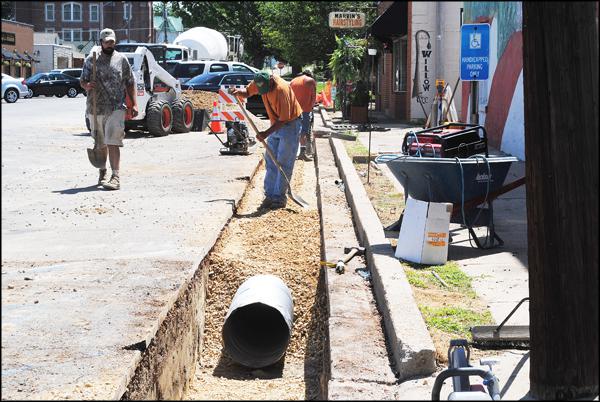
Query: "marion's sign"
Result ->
[[328, 12, 366, 29]]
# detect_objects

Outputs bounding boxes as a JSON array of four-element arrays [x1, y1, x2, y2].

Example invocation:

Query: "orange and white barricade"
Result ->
[[218, 85, 247, 122]]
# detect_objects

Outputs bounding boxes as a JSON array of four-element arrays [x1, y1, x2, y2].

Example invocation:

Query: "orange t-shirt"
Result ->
[[247, 75, 303, 125], [290, 75, 317, 113]]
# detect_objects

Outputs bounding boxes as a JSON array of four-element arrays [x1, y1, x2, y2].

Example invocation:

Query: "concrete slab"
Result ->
[[2, 97, 263, 399]]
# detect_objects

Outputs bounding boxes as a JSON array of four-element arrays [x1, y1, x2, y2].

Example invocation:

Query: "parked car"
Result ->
[[170, 60, 259, 85], [1, 73, 29, 103], [184, 71, 266, 116], [51, 68, 83, 79], [25, 72, 85, 98]]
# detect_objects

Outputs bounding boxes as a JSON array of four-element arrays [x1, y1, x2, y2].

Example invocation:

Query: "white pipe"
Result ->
[[222, 275, 294, 368]]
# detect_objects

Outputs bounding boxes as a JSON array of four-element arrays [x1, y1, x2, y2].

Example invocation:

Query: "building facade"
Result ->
[[370, 1, 463, 123], [13, 1, 154, 44], [1, 19, 39, 78], [370, 1, 525, 160]]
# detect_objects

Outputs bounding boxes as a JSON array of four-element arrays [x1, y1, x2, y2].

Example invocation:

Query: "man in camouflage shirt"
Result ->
[[80, 28, 138, 190]]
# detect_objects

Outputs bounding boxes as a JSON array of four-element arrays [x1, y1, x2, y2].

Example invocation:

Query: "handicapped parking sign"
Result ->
[[460, 24, 490, 81]]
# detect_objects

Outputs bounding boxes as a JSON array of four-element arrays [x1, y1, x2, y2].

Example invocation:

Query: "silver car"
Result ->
[[2, 73, 29, 103]]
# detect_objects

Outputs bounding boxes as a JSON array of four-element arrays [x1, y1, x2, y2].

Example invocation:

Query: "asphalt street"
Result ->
[[1, 95, 263, 398]]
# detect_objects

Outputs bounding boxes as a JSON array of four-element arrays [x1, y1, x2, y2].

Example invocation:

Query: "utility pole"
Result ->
[[523, 2, 598, 399], [162, 1, 168, 44]]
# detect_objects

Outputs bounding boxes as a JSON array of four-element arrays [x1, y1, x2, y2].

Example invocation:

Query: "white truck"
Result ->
[[85, 45, 194, 137]]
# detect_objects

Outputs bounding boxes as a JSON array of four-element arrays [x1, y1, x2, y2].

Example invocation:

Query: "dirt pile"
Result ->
[[182, 90, 218, 110]]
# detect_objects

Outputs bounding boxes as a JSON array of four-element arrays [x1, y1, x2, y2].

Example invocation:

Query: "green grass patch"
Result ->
[[420, 305, 494, 338], [403, 261, 476, 297], [345, 140, 369, 158]]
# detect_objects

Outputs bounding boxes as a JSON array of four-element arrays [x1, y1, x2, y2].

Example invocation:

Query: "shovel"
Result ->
[[87, 51, 108, 168], [233, 95, 309, 209]]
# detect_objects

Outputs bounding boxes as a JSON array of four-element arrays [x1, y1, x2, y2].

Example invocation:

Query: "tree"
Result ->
[[260, 1, 376, 75], [170, 1, 274, 67], [169, 1, 376, 72], [523, 2, 598, 399]]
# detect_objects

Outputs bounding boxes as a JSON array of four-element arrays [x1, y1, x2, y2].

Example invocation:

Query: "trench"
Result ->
[[182, 150, 328, 400]]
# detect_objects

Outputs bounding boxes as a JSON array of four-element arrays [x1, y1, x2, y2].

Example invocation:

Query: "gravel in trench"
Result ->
[[184, 124, 327, 400]]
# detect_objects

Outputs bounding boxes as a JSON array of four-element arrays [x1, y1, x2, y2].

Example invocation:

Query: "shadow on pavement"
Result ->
[[212, 348, 285, 380], [52, 185, 103, 194]]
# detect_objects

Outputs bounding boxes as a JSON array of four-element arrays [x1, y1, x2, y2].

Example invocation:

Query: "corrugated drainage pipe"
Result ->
[[222, 274, 294, 368]]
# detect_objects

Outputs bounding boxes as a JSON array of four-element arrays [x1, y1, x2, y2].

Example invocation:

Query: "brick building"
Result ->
[[12, 1, 154, 45], [1, 19, 39, 78]]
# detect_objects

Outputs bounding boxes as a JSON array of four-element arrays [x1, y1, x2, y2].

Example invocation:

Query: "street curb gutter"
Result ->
[[327, 126, 436, 380]]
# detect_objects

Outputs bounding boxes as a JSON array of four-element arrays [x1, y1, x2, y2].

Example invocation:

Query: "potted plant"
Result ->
[[349, 80, 369, 123]]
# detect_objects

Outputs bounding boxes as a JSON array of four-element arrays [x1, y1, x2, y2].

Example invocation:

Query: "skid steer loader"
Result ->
[[85, 45, 194, 137]]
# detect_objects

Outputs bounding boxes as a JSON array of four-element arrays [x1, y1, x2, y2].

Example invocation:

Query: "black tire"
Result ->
[[4, 88, 19, 103], [56, 93, 65, 98], [26, 89, 33, 98], [145, 99, 172, 137], [67, 87, 78, 98], [171, 98, 194, 133]]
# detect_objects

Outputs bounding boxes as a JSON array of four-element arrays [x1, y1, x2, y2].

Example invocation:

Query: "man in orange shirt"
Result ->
[[290, 70, 317, 161], [230, 71, 303, 209]]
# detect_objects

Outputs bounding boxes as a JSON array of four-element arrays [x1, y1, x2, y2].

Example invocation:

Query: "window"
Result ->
[[62, 29, 82, 42], [45, 3, 55, 21], [393, 36, 407, 92], [89, 30, 98, 41], [63, 2, 82, 22], [123, 2, 131, 21], [45, 27, 55, 33], [221, 75, 246, 86], [232, 64, 252, 72], [209, 63, 228, 73], [89, 4, 99, 22]]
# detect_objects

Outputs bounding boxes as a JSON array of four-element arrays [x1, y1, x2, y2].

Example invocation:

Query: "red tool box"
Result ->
[[402, 124, 488, 158]]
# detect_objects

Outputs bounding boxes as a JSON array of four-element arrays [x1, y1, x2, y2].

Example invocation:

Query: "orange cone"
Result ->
[[210, 101, 225, 133]]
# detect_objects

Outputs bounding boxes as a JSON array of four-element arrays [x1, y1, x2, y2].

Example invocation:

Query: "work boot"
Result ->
[[271, 198, 287, 209], [98, 168, 108, 186], [102, 174, 120, 191], [258, 197, 273, 210], [297, 146, 306, 160]]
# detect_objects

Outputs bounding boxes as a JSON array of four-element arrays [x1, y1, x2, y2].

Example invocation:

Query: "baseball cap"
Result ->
[[254, 71, 271, 95], [100, 28, 116, 43]]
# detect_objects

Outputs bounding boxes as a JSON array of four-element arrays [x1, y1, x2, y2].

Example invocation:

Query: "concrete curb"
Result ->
[[323, 109, 436, 380]]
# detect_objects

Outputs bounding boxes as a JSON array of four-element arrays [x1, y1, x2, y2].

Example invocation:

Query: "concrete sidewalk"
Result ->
[[1, 97, 264, 399], [320, 108, 532, 399]]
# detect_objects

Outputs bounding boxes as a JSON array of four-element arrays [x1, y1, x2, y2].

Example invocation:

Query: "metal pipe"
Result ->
[[222, 275, 294, 368]]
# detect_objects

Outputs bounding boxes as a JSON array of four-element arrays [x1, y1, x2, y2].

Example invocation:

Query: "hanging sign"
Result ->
[[328, 12, 366, 29]]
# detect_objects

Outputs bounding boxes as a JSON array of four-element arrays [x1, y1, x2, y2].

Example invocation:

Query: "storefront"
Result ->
[[1, 19, 39, 78]]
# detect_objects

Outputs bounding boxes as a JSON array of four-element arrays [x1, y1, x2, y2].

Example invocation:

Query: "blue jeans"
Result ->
[[299, 111, 314, 155], [264, 118, 302, 201]]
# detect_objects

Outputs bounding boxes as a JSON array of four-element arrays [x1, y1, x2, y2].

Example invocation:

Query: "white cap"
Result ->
[[100, 28, 116, 43]]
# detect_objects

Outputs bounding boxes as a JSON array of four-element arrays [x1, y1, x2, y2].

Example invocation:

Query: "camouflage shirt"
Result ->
[[81, 50, 134, 116]]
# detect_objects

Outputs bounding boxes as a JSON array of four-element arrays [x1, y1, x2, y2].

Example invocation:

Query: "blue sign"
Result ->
[[460, 24, 490, 81]]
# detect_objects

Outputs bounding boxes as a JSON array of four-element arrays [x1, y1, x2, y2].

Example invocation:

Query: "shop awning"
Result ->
[[2, 49, 14, 60], [369, 1, 408, 44], [12, 50, 26, 60]]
